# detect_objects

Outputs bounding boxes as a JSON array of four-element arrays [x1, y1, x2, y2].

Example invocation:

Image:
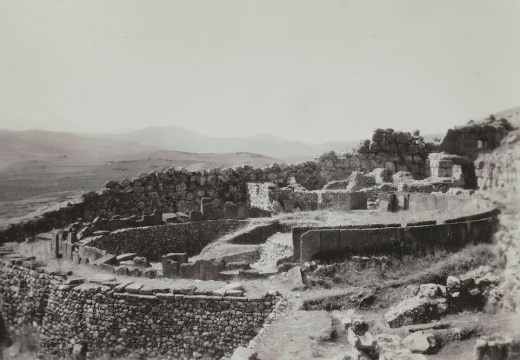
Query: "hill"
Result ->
[[106, 125, 358, 162]]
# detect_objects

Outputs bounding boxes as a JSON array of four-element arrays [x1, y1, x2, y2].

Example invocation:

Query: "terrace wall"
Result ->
[[0, 262, 280, 359], [87, 220, 246, 261]]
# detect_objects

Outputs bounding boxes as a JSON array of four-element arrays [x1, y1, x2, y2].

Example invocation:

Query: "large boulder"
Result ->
[[402, 331, 438, 354]]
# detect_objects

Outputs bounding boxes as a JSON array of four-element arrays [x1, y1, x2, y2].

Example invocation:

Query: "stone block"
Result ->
[[67, 232, 77, 244], [115, 266, 130, 276], [387, 193, 399, 212], [52, 232, 60, 258], [237, 202, 249, 219], [320, 230, 339, 254], [214, 208, 225, 220], [202, 202, 216, 220], [92, 253, 117, 267], [431, 167, 453, 178], [116, 253, 137, 262], [162, 260, 179, 278], [224, 201, 238, 219], [300, 230, 321, 263], [340, 229, 362, 253], [282, 199, 295, 212], [142, 268, 157, 279], [162, 252, 188, 265], [287, 266, 305, 291], [189, 210, 203, 221], [398, 193, 410, 210], [197, 259, 219, 280], [72, 252, 81, 265], [349, 192, 368, 210], [180, 262, 200, 279], [133, 256, 150, 268], [125, 282, 143, 294]]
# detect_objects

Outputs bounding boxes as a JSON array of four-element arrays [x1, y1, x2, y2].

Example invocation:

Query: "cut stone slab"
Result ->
[[320, 229, 340, 254], [116, 253, 137, 262], [180, 262, 200, 279], [162, 253, 188, 265], [125, 282, 143, 294], [88, 274, 116, 284], [92, 253, 117, 267], [239, 269, 263, 279], [189, 210, 203, 221], [224, 201, 238, 219], [225, 289, 244, 297], [162, 260, 179, 278], [225, 282, 245, 291], [133, 256, 150, 268], [64, 277, 85, 286], [300, 230, 320, 262], [287, 266, 305, 291], [197, 259, 219, 281]]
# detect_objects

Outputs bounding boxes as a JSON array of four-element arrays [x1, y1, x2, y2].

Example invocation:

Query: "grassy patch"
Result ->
[[303, 244, 503, 311]]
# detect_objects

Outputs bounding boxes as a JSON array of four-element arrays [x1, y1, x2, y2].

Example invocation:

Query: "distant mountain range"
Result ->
[[2, 104, 518, 170], [100, 125, 359, 162], [0, 125, 360, 170]]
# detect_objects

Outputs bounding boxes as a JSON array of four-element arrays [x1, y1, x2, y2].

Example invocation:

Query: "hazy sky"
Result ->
[[0, 0, 519, 143]]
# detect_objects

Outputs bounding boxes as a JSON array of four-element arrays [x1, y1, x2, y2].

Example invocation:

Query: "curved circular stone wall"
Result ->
[[295, 193, 500, 262]]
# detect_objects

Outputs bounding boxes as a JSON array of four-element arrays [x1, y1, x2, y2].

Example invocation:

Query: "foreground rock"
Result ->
[[376, 334, 427, 360], [401, 331, 438, 354], [384, 295, 448, 328]]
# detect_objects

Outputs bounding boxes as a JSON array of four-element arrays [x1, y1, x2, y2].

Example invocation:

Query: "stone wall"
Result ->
[[1, 127, 439, 244], [439, 117, 512, 160], [297, 213, 499, 262], [475, 147, 520, 193], [87, 220, 246, 261], [0, 262, 280, 359]]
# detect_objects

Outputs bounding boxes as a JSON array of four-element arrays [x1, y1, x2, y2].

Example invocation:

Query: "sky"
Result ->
[[0, 0, 519, 144]]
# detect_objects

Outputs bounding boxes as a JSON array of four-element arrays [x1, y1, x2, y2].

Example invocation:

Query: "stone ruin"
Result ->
[[1, 116, 519, 360]]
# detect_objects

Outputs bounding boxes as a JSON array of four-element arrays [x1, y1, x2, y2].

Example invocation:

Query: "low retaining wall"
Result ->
[[406, 193, 495, 212], [0, 262, 280, 359], [88, 220, 246, 261], [296, 210, 500, 262]]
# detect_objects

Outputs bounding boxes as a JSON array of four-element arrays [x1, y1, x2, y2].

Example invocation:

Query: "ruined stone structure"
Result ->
[[295, 193, 500, 262], [0, 262, 280, 359], [0, 117, 517, 359], [439, 116, 512, 159]]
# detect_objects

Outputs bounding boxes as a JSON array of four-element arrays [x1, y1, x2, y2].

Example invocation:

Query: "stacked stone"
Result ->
[[0, 262, 280, 360], [475, 148, 520, 192], [0, 263, 59, 335], [88, 220, 245, 262], [357, 129, 436, 157], [89, 162, 325, 221], [439, 117, 512, 159]]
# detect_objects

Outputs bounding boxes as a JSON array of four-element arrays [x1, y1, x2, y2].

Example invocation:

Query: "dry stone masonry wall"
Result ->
[[439, 116, 513, 159], [87, 220, 246, 262], [0, 262, 280, 359]]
